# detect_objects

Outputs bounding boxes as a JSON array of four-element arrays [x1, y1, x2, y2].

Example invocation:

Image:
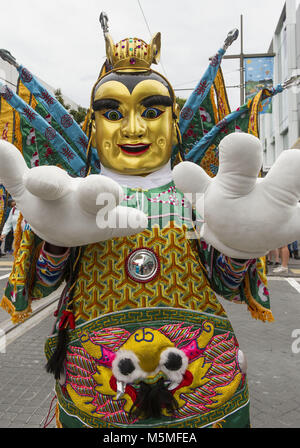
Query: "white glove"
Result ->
[[0, 140, 148, 247], [173, 132, 300, 259]]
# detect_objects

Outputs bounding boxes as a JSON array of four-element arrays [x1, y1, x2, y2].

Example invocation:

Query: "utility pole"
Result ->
[[223, 14, 275, 106], [240, 15, 244, 105]]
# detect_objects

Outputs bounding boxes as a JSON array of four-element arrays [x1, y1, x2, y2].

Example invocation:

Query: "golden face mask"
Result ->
[[93, 71, 179, 175]]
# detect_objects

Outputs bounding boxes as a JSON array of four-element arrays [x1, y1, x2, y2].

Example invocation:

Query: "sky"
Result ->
[[0, 0, 296, 110]]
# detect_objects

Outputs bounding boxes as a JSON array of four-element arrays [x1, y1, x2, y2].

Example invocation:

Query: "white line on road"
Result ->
[[0, 273, 10, 280], [286, 278, 300, 294], [268, 276, 300, 294], [268, 276, 300, 281]]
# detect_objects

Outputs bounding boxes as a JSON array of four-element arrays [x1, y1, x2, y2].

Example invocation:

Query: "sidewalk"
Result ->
[[0, 285, 63, 428], [0, 313, 56, 428]]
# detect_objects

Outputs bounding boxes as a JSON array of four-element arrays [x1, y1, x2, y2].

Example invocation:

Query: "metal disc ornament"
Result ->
[[126, 248, 160, 283]]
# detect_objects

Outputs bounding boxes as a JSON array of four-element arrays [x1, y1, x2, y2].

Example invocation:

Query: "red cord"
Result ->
[[43, 394, 57, 428]]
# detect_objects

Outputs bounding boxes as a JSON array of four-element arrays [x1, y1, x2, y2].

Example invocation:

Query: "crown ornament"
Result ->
[[104, 33, 161, 70], [99, 12, 161, 71]]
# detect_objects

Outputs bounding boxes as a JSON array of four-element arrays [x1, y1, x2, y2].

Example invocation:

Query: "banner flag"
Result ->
[[17, 66, 99, 168], [244, 56, 274, 114], [179, 48, 226, 136]]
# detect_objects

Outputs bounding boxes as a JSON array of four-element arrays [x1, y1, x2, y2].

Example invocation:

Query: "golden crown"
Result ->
[[105, 32, 161, 70]]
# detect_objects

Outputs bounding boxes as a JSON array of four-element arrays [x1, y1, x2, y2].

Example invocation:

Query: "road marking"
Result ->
[[268, 276, 300, 281], [286, 278, 300, 294], [0, 273, 10, 280], [268, 276, 300, 294]]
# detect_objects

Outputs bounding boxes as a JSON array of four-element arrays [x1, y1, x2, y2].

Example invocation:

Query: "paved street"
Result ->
[[224, 277, 300, 428], [0, 253, 300, 428]]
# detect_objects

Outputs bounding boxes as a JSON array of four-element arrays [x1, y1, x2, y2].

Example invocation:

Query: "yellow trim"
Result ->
[[13, 212, 23, 257], [0, 295, 15, 315], [28, 241, 44, 297], [55, 403, 63, 428], [244, 274, 274, 323], [0, 295, 32, 324], [0, 96, 15, 143], [13, 110, 23, 153], [258, 256, 268, 283], [81, 109, 91, 135], [212, 419, 226, 428], [247, 89, 272, 138], [84, 131, 94, 176], [213, 67, 230, 122], [210, 85, 219, 124]]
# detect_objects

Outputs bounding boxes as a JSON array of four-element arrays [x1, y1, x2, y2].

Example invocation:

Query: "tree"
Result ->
[[54, 89, 70, 111], [69, 106, 88, 127], [175, 97, 186, 110]]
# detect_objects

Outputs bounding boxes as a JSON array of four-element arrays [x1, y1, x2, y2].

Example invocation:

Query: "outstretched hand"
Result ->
[[173, 132, 300, 259], [0, 140, 148, 247]]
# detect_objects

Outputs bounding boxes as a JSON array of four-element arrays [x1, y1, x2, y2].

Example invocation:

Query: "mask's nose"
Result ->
[[120, 111, 146, 139]]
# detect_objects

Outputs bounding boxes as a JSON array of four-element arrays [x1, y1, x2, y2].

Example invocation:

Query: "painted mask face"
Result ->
[[93, 73, 178, 175]]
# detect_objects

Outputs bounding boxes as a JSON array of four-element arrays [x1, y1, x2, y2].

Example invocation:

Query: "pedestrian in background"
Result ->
[[0, 200, 20, 255], [0, 183, 8, 257], [273, 135, 300, 273], [273, 245, 290, 274], [288, 241, 300, 259], [288, 136, 300, 262], [267, 249, 280, 266]]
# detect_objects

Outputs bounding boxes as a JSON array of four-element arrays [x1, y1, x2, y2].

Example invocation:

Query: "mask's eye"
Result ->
[[160, 348, 188, 384], [112, 350, 146, 383], [103, 109, 123, 121], [141, 107, 164, 119]]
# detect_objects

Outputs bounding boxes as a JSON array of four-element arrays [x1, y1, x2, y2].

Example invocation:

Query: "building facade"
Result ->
[[260, 0, 299, 173], [0, 55, 79, 110]]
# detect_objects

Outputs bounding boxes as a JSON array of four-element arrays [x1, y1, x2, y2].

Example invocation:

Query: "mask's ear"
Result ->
[[105, 33, 115, 66], [150, 32, 161, 65], [172, 103, 181, 146], [173, 103, 180, 121], [91, 119, 97, 148]]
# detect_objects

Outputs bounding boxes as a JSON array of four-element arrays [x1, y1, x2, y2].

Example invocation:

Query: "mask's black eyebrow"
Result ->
[[93, 98, 120, 111], [141, 95, 173, 108]]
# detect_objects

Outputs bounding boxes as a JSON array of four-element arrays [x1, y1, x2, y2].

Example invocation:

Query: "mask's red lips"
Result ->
[[118, 143, 150, 155]]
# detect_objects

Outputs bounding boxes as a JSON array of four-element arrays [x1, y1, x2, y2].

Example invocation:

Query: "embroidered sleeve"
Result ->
[[199, 240, 273, 321], [214, 252, 253, 291], [199, 239, 254, 301], [36, 243, 70, 287]]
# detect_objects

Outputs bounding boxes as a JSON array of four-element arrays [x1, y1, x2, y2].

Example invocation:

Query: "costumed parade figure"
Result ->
[[1, 13, 300, 428]]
